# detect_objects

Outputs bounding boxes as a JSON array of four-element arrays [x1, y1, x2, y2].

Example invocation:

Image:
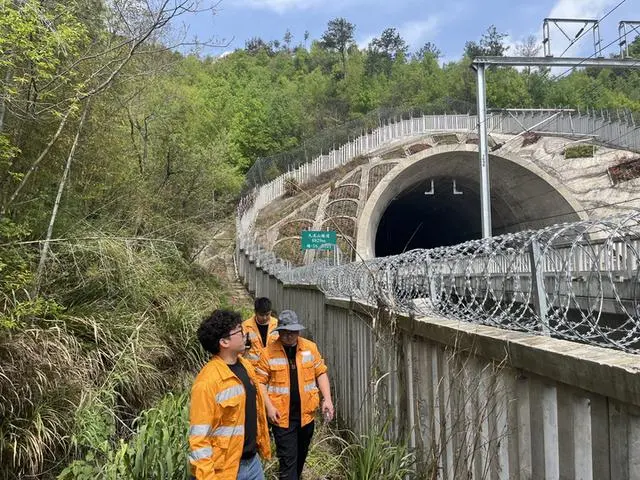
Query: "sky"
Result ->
[[179, 0, 638, 62]]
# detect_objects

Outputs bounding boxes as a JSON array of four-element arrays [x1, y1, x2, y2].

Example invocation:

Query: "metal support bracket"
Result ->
[[619, 21, 640, 58], [543, 18, 601, 57], [424, 180, 435, 195], [528, 239, 550, 335]]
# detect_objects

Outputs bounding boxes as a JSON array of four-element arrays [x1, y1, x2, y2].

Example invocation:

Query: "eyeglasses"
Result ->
[[227, 327, 245, 338]]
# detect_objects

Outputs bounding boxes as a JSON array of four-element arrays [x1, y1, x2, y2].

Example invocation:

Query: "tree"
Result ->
[[464, 25, 509, 58], [628, 34, 640, 58], [1, 0, 221, 219], [246, 37, 273, 55], [515, 35, 542, 74], [320, 18, 355, 74], [370, 28, 408, 59], [516, 35, 541, 57], [366, 28, 408, 76], [283, 29, 293, 51], [414, 41, 442, 61], [487, 68, 532, 107]]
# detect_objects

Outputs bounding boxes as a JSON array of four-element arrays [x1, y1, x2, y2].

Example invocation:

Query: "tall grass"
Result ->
[[262, 420, 415, 480], [59, 392, 190, 480], [343, 423, 416, 480], [0, 236, 228, 479], [264, 421, 350, 480]]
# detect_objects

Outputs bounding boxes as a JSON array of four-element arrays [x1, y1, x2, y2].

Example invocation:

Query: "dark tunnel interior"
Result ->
[[370, 152, 582, 258], [375, 177, 486, 256]]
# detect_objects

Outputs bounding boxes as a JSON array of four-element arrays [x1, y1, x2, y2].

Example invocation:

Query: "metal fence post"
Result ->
[[424, 252, 438, 308], [528, 239, 550, 335]]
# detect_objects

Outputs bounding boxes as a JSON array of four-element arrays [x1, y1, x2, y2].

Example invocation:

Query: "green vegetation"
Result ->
[[0, 0, 639, 477], [59, 392, 190, 480], [564, 144, 596, 159], [344, 427, 416, 480]]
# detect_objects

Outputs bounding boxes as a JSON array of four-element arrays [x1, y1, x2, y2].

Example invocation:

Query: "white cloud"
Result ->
[[231, 0, 346, 14], [357, 34, 375, 50], [549, 0, 613, 18], [400, 16, 441, 49]]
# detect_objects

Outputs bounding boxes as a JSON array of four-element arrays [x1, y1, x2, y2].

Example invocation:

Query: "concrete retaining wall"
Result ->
[[237, 248, 640, 480]]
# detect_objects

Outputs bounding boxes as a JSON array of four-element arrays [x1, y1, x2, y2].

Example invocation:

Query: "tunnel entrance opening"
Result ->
[[375, 177, 488, 255], [360, 149, 583, 260]]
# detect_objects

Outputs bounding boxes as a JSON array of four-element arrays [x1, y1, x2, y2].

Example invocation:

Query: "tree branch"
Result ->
[[0, 103, 75, 218], [33, 99, 90, 295]]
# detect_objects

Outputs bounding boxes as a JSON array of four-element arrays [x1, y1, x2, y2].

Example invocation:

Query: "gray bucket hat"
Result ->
[[274, 310, 305, 332]]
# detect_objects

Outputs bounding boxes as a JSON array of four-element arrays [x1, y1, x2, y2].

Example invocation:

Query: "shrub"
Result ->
[[283, 177, 300, 197], [344, 425, 416, 480], [59, 391, 190, 480], [521, 132, 541, 147], [564, 144, 595, 159]]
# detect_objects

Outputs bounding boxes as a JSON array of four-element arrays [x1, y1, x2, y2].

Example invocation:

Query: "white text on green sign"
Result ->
[[301, 231, 337, 250]]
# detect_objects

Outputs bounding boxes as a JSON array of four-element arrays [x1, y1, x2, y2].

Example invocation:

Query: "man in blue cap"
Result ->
[[255, 310, 334, 480]]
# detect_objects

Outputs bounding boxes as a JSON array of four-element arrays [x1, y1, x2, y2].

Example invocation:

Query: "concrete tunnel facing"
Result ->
[[357, 148, 584, 259]]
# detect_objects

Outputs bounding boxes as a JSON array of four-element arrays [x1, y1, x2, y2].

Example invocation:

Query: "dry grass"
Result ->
[[380, 148, 406, 160], [0, 237, 225, 479], [254, 155, 370, 231]]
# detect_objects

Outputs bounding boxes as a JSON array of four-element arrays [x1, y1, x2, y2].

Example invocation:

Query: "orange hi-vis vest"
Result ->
[[189, 355, 271, 480], [255, 337, 328, 428], [242, 315, 279, 365]]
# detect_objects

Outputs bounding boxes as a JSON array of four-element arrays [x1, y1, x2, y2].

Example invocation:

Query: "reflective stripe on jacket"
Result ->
[[255, 337, 328, 428], [242, 315, 279, 365], [189, 355, 270, 480]]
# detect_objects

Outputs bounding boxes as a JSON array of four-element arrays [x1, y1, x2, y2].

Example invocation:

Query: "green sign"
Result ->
[[301, 231, 337, 250]]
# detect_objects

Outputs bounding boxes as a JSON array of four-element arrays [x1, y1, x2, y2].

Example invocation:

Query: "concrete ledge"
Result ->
[[325, 295, 640, 407], [283, 283, 323, 292], [406, 315, 640, 407]]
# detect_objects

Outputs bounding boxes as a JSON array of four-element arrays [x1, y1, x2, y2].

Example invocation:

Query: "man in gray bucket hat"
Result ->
[[255, 310, 334, 480]]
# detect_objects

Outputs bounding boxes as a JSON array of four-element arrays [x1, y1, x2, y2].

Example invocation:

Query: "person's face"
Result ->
[[279, 330, 299, 347], [255, 311, 271, 325], [221, 324, 247, 354]]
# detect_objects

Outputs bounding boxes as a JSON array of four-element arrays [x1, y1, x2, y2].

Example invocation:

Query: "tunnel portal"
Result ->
[[361, 149, 582, 258]]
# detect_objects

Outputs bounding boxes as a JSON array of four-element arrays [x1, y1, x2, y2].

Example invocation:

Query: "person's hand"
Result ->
[[321, 398, 334, 422], [266, 403, 281, 424]]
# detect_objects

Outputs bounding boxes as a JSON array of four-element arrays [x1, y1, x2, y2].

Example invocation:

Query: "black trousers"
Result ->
[[271, 419, 315, 480]]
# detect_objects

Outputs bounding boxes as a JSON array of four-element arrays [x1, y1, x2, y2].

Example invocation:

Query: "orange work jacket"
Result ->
[[255, 337, 328, 428], [189, 355, 271, 480], [242, 315, 279, 365]]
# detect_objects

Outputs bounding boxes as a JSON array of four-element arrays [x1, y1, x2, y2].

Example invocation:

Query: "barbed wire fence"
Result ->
[[236, 109, 640, 354], [241, 213, 640, 353]]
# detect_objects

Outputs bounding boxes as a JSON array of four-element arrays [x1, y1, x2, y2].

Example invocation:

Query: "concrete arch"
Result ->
[[356, 144, 587, 259]]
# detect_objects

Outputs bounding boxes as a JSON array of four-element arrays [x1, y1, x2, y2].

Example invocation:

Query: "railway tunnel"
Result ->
[[358, 148, 584, 258]]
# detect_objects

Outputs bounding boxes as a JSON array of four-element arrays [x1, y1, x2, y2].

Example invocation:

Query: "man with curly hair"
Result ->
[[189, 309, 271, 480]]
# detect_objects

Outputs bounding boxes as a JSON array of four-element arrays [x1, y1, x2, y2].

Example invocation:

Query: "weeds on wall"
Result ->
[[344, 294, 514, 479]]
